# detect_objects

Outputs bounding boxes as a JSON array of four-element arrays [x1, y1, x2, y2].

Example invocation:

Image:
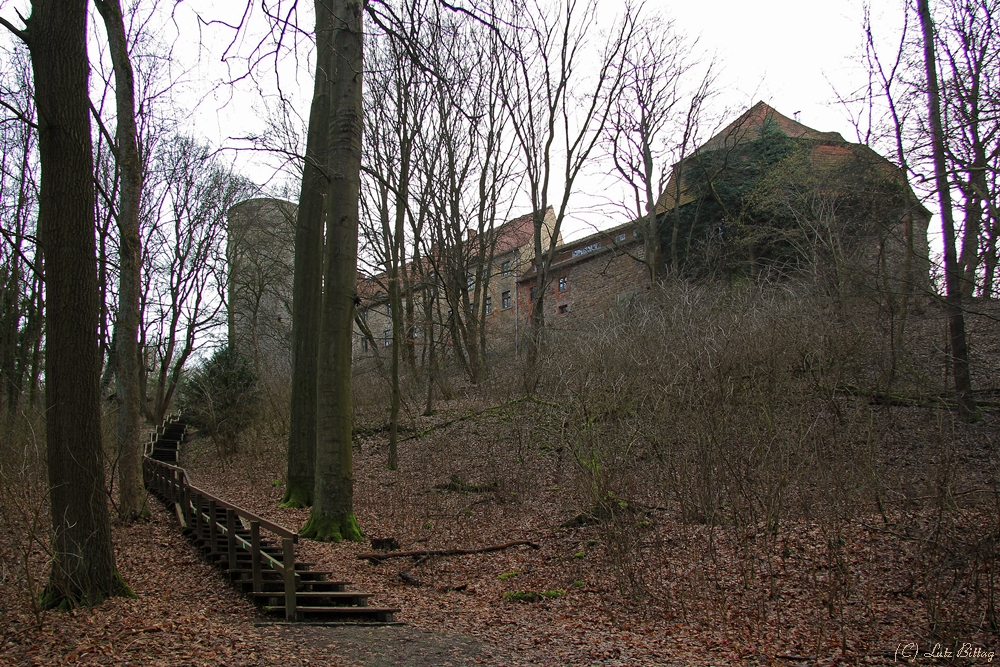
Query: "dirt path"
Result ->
[[273, 624, 528, 667]]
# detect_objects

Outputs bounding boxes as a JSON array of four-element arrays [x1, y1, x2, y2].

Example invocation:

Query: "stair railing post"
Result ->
[[194, 492, 204, 540], [282, 537, 296, 622], [226, 508, 237, 577], [250, 521, 262, 593], [182, 482, 191, 530], [208, 499, 218, 556]]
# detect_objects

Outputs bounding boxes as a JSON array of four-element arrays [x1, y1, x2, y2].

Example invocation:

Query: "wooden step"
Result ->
[[262, 606, 400, 623], [240, 580, 348, 593], [252, 591, 372, 605], [229, 568, 341, 581], [215, 559, 320, 573]]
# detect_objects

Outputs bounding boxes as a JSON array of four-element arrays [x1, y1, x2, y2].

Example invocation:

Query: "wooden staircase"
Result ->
[[144, 416, 399, 623]]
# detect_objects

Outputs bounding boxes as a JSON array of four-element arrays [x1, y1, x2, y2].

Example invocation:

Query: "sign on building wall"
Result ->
[[572, 242, 601, 258]]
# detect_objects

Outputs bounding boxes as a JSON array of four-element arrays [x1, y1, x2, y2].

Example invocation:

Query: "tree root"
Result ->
[[300, 512, 363, 542]]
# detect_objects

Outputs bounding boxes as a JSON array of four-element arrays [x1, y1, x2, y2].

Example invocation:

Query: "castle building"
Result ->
[[226, 198, 296, 378], [228, 103, 930, 372]]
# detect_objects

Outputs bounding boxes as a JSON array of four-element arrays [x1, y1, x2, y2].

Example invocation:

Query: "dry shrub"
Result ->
[[526, 279, 998, 642], [544, 280, 883, 527], [0, 409, 51, 627]]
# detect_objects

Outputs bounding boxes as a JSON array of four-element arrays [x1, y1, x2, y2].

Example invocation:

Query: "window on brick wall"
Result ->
[[383, 329, 391, 346], [485, 296, 492, 314], [501, 260, 511, 277], [558, 304, 568, 314], [362, 338, 368, 352], [467, 274, 474, 290], [386, 303, 391, 316], [530, 286, 536, 301], [502, 291, 511, 309], [558, 276, 568, 292]]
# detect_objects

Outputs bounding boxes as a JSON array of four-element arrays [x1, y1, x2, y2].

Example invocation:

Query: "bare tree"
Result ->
[[413, 6, 519, 386], [917, 0, 977, 420], [605, 8, 711, 281], [2, 0, 130, 607], [936, 0, 1000, 298], [301, 0, 364, 542], [0, 45, 42, 415], [361, 11, 429, 469], [281, 0, 334, 509], [501, 0, 632, 374], [94, 0, 146, 521], [139, 135, 254, 425]]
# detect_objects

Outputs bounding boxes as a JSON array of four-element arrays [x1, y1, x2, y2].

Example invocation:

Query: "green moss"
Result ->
[[504, 589, 564, 602], [504, 591, 539, 602], [113, 569, 137, 599], [40, 568, 134, 610], [300, 511, 363, 542], [497, 570, 520, 580], [279, 482, 313, 509]]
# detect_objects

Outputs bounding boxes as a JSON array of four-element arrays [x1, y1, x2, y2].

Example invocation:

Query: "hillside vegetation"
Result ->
[[2, 282, 998, 665]]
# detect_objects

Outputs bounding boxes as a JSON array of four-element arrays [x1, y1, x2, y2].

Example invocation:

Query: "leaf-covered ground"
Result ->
[[2, 394, 998, 666]]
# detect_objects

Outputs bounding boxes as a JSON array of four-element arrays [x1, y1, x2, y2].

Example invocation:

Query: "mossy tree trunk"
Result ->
[[301, 0, 364, 542], [281, 0, 335, 509]]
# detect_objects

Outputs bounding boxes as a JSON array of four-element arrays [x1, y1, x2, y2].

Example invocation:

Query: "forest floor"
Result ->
[[5, 391, 997, 667]]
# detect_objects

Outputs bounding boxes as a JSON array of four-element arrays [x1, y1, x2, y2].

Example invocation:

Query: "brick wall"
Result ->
[[517, 227, 649, 331]]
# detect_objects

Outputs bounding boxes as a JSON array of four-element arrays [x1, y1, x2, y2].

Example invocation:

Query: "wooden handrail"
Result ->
[[143, 453, 301, 621], [145, 458, 297, 542]]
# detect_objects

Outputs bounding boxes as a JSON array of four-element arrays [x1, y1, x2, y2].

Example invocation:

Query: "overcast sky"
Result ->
[[668, 0, 894, 142], [1, 0, 911, 239], [576, 0, 908, 238]]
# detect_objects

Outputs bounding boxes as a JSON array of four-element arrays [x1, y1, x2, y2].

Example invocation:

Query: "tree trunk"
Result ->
[[917, 0, 978, 420], [19, 0, 130, 607], [960, 148, 989, 298], [642, 136, 662, 282], [388, 273, 400, 470], [524, 210, 549, 388], [301, 0, 364, 542], [95, 0, 146, 522], [282, 0, 335, 509]]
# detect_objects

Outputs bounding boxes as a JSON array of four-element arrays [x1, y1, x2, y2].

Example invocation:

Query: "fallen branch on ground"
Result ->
[[398, 555, 428, 586], [359, 539, 541, 563]]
